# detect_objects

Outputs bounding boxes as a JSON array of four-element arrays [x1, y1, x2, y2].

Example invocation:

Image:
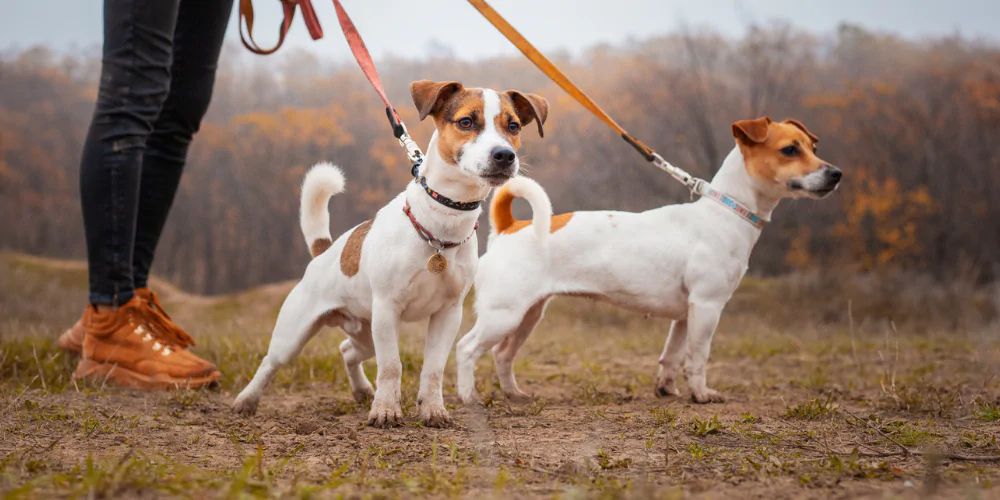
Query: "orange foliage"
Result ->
[[832, 170, 936, 271]]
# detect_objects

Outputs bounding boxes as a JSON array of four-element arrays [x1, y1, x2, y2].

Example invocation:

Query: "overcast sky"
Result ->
[[4, 0, 998, 60]]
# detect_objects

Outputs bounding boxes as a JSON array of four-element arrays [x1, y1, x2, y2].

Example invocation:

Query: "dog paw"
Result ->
[[504, 388, 533, 403], [366, 401, 404, 428], [655, 377, 681, 398], [232, 394, 260, 416], [656, 385, 682, 398], [351, 385, 375, 404], [418, 404, 453, 428], [690, 388, 725, 404]]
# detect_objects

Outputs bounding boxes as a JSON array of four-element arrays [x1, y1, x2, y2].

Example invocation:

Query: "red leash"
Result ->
[[240, 0, 424, 171], [239, 0, 323, 55], [330, 0, 424, 172], [332, 0, 399, 129]]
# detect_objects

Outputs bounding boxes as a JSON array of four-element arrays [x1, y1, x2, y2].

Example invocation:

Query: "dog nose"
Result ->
[[490, 147, 516, 168], [825, 166, 842, 182]]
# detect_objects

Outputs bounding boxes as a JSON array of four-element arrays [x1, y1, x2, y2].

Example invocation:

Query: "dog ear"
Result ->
[[732, 116, 772, 145], [506, 90, 549, 137], [783, 119, 819, 144], [410, 80, 463, 121]]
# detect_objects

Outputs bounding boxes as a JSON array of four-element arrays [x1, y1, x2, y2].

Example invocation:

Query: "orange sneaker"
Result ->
[[60, 287, 194, 353], [58, 319, 85, 353], [72, 296, 221, 389]]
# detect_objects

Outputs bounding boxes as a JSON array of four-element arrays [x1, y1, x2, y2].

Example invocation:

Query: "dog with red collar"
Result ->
[[233, 80, 548, 427]]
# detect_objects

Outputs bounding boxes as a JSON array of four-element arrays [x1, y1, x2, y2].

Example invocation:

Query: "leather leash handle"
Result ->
[[298, 0, 324, 40], [466, 0, 657, 162], [240, 0, 323, 56]]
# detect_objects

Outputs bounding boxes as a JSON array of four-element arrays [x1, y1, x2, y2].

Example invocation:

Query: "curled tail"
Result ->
[[490, 176, 553, 244], [300, 162, 346, 257]]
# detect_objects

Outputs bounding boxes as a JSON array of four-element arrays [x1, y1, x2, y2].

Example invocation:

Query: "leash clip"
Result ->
[[385, 107, 406, 139]]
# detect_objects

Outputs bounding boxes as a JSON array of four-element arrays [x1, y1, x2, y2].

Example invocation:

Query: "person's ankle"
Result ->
[[94, 304, 116, 314]]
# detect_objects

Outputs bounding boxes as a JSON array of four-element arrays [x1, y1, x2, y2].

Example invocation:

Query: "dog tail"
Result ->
[[300, 162, 346, 257], [490, 176, 553, 244]]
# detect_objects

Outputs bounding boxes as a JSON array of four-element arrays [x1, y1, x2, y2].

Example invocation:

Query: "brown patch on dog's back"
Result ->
[[340, 217, 375, 278], [310, 238, 333, 258], [502, 213, 574, 235]]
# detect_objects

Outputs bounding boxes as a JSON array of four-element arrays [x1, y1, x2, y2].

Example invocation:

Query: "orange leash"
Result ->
[[466, 0, 655, 160], [466, 0, 702, 192]]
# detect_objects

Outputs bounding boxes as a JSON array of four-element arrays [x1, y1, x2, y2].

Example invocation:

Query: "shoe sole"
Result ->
[[73, 359, 221, 390]]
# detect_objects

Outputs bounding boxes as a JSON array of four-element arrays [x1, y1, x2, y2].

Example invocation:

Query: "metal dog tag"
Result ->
[[427, 251, 448, 274]]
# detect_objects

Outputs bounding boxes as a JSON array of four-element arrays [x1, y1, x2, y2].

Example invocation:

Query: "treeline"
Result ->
[[2, 23, 999, 294]]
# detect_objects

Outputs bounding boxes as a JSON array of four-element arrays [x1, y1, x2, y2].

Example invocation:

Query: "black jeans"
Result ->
[[80, 0, 233, 305]]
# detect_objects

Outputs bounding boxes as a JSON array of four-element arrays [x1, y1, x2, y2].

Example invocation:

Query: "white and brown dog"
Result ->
[[233, 81, 548, 427], [456, 117, 842, 404]]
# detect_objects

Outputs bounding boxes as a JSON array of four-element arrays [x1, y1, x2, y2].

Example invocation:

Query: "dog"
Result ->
[[232, 80, 548, 427], [455, 117, 842, 404]]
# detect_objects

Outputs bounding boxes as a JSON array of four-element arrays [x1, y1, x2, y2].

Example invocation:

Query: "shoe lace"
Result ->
[[143, 291, 196, 348], [126, 314, 177, 356]]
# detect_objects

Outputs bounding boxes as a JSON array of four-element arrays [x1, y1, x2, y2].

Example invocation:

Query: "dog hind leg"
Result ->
[[456, 307, 528, 404], [233, 282, 333, 415], [340, 320, 375, 403], [492, 298, 548, 401], [655, 319, 688, 398]]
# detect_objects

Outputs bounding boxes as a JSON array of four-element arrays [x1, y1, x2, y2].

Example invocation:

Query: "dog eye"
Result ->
[[508, 121, 520, 134], [781, 145, 798, 157], [458, 117, 474, 130]]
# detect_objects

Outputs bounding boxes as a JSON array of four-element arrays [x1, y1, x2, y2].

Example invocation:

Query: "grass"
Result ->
[[785, 394, 838, 420], [1, 252, 999, 498]]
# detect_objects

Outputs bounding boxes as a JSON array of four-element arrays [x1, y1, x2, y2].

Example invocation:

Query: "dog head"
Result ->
[[732, 117, 842, 199], [411, 80, 548, 187]]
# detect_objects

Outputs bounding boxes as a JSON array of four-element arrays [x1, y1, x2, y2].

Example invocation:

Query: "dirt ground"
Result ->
[[2, 252, 999, 499]]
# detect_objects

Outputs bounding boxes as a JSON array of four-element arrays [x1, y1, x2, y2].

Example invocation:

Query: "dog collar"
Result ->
[[416, 176, 483, 211], [402, 200, 479, 250], [701, 186, 768, 230]]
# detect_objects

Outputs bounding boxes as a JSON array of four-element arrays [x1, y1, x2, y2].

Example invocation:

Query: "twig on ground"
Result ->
[[841, 407, 1000, 462], [841, 406, 911, 457]]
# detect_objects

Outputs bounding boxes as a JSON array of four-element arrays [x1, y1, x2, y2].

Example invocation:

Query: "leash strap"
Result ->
[[239, 0, 323, 55], [467, 0, 765, 230], [466, 0, 704, 193], [331, 0, 424, 168], [332, 0, 489, 212]]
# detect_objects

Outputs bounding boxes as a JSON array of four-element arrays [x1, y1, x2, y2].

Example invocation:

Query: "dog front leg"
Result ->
[[417, 303, 463, 427], [655, 319, 688, 398], [683, 302, 725, 404], [367, 299, 404, 427]]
